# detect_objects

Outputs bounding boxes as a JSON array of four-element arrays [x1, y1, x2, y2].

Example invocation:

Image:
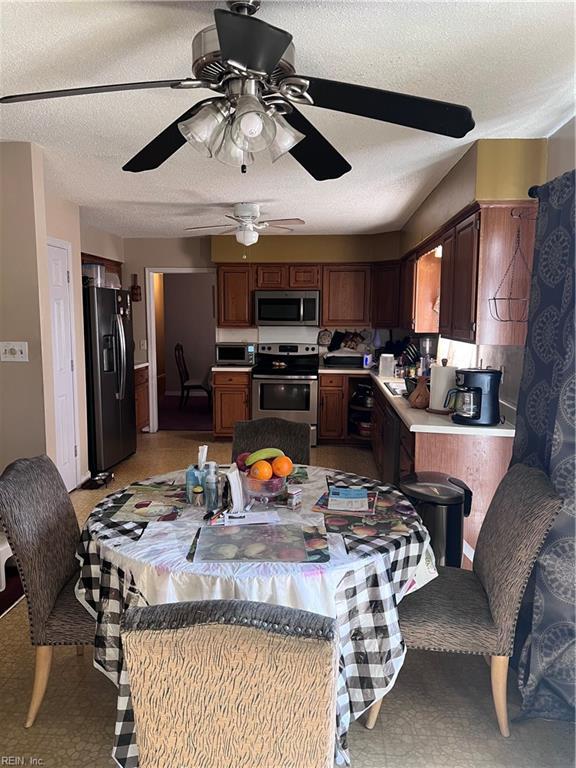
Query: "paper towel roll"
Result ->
[[429, 364, 457, 412]]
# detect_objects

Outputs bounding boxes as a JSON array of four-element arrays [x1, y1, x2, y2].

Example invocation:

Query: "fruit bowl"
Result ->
[[240, 473, 287, 506]]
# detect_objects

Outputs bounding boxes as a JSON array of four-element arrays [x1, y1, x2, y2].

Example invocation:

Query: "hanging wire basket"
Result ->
[[488, 211, 533, 323]]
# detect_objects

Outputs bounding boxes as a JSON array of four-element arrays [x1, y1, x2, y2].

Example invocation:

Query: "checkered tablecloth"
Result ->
[[75, 467, 436, 768]]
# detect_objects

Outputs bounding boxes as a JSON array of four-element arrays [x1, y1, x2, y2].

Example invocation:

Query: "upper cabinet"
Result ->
[[256, 264, 288, 289], [399, 252, 440, 334], [289, 264, 321, 289], [254, 263, 321, 290], [437, 203, 536, 345], [399, 258, 416, 330], [322, 265, 371, 326], [371, 262, 400, 328], [217, 265, 254, 327]]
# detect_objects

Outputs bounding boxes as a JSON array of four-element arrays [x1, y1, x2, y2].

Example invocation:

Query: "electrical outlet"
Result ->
[[139, 339, 147, 351], [1, 341, 29, 362]]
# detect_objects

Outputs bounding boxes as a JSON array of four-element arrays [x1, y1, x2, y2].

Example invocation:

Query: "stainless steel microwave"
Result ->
[[254, 291, 320, 326], [215, 342, 255, 367]]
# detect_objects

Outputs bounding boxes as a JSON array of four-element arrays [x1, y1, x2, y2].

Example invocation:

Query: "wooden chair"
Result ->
[[0, 455, 95, 727], [232, 417, 311, 464], [121, 599, 338, 768], [174, 343, 211, 410], [364, 463, 563, 735]]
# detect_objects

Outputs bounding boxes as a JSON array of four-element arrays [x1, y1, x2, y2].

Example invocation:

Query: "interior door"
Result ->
[[47, 240, 77, 490]]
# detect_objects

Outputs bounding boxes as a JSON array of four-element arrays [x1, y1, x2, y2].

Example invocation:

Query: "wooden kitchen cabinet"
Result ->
[[449, 213, 480, 342], [322, 265, 371, 327], [212, 372, 250, 437], [289, 264, 321, 289], [134, 366, 149, 432], [399, 258, 416, 330], [399, 250, 440, 333], [217, 265, 254, 327], [256, 264, 288, 289], [371, 262, 400, 328], [319, 386, 345, 439], [438, 228, 455, 337]]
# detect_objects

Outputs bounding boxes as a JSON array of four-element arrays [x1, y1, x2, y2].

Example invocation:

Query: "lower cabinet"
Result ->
[[134, 366, 149, 432], [212, 372, 250, 437], [319, 385, 345, 440]]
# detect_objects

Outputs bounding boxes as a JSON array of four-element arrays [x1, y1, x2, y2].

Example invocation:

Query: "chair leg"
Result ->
[[490, 655, 510, 737], [179, 388, 185, 410], [76, 645, 84, 656], [364, 697, 383, 730], [25, 646, 53, 728]]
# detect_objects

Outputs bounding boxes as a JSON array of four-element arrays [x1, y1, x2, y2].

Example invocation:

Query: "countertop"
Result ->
[[371, 374, 516, 438], [134, 362, 149, 370], [211, 366, 253, 373], [319, 367, 371, 375]]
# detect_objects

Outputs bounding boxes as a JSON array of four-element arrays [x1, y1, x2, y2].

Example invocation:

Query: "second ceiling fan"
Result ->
[[185, 203, 304, 246], [1, 0, 475, 181]]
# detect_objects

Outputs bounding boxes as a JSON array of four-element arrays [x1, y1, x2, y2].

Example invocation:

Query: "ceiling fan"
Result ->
[[185, 202, 304, 246], [0, 0, 475, 181]]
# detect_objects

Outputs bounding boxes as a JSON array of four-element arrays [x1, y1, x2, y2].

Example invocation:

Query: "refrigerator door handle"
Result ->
[[115, 313, 127, 400]]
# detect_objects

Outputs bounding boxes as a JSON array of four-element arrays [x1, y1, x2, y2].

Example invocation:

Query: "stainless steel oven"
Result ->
[[251, 343, 319, 445], [254, 291, 320, 326]]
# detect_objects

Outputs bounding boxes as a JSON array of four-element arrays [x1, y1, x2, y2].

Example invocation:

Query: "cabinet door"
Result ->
[[319, 388, 345, 439], [135, 384, 149, 431], [399, 259, 416, 330], [217, 266, 253, 327], [371, 263, 400, 327], [451, 214, 479, 342], [414, 250, 441, 333], [380, 401, 400, 484], [213, 387, 249, 435], [256, 264, 288, 289], [289, 264, 321, 289], [322, 265, 371, 326], [439, 228, 455, 337], [371, 400, 385, 476]]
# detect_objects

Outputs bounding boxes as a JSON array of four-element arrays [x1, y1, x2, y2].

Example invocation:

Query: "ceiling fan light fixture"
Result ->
[[212, 121, 255, 167], [230, 94, 276, 153], [268, 111, 305, 162], [178, 102, 226, 157], [236, 224, 259, 247]]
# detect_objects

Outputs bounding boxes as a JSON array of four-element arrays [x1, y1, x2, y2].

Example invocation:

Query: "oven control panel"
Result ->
[[258, 344, 317, 355]]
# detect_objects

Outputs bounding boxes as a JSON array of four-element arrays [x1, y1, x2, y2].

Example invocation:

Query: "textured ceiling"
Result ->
[[0, 1, 574, 238]]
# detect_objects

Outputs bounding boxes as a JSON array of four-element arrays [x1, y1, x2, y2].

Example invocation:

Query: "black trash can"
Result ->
[[399, 472, 472, 567]]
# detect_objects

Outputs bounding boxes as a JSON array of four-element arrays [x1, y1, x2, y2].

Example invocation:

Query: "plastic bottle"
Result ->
[[204, 461, 219, 512], [186, 465, 196, 503]]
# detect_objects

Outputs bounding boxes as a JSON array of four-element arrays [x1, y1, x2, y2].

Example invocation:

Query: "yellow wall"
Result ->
[[211, 232, 401, 263], [401, 139, 549, 253], [475, 139, 547, 200]]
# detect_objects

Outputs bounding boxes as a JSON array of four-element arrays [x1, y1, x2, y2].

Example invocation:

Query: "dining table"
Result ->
[[75, 464, 437, 768]]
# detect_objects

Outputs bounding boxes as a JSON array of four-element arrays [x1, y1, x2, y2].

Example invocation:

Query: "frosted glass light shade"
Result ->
[[268, 112, 305, 162], [230, 95, 276, 153], [211, 121, 255, 167], [236, 226, 259, 246], [178, 103, 226, 157]]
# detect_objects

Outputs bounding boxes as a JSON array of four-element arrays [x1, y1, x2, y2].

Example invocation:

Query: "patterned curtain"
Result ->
[[511, 170, 575, 720]]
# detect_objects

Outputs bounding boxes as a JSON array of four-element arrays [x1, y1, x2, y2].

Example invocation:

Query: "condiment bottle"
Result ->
[[204, 462, 219, 512]]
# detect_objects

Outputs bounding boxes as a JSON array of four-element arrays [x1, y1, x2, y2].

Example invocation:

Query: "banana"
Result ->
[[245, 448, 285, 466]]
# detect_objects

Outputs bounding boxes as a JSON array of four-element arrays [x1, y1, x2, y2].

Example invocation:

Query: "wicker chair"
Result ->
[[121, 600, 338, 768], [0, 455, 95, 727], [365, 463, 562, 735], [232, 418, 311, 464]]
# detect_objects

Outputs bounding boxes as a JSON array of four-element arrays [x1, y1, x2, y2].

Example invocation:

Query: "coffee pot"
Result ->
[[444, 368, 502, 426]]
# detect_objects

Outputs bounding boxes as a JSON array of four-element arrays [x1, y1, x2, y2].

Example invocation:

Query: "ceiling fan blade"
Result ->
[[214, 9, 292, 76], [123, 98, 216, 173], [184, 224, 233, 231], [297, 76, 475, 138], [259, 218, 305, 226], [225, 215, 245, 223], [266, 225, 294, 232], [0, 79, 190, 104], [283, 107, 351, 181]]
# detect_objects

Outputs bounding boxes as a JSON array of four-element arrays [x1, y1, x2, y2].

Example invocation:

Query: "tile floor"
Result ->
[[0, 432, 573, 768]]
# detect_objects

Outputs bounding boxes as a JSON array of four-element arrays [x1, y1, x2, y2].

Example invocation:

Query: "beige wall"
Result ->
[[211, 232, 401, 263], [401, 145, 478, 253], [0, 143, 49, 470], [80, 221, 124, 263], [547, 117, 575, 180], [44, 193, 90, 479], [123, 237, 212, 363]]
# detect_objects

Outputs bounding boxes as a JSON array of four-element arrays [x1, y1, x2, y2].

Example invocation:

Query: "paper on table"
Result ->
[[223, 510, 281, 526], [221, 463, 245, 513]]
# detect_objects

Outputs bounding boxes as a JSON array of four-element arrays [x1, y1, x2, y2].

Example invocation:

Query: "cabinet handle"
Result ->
[[471, 322, 476, 332]]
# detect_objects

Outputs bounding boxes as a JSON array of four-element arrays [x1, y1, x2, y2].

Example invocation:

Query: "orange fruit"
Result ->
[[271, 456, 293, 478], [250, 460, 273, 480]]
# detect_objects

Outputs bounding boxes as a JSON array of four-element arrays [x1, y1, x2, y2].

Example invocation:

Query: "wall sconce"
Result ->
[[130, 273, 142, 302]]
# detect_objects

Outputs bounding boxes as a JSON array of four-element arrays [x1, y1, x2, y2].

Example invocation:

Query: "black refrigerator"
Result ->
[[83, 286, 136, 474]]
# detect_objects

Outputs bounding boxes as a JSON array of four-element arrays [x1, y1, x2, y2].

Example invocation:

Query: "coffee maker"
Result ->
[[444, 368, 502, 426]]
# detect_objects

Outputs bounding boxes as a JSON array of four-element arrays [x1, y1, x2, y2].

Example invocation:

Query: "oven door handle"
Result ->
[[252, 374, 318, 381]]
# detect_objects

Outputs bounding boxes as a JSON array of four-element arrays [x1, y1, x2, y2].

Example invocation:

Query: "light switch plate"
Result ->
[[1, 341, 29, 362], [139, 340, 147, 351]]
